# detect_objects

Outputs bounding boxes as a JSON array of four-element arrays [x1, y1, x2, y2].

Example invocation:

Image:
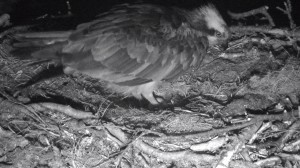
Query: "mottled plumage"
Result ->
[[13, 3, 230, 104]]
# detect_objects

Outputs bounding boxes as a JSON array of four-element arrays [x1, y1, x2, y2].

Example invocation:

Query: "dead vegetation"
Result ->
[[1, 0, 300, 168]]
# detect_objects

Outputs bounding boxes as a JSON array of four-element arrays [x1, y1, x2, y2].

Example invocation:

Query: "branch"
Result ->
[[276, 119, 300, 151], [215, 137, 243, 168], [230, 26, 300, 39], [278, 153, 300, 161], [134, 140, 215, 165], [254, 157, 281, 167], [158, 118, 256, 141], [276, 0, 296, 29], [28, 102, 97, 119], [228, 6, 275, 27]]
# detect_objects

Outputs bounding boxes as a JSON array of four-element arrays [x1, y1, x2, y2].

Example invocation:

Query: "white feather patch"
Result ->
[[107, 81, 161, 104], [200, 5, 225, 30]]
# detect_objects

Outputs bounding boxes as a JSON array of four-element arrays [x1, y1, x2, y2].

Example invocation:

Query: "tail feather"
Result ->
[[15, 31, 72, 39], [11, 31, 72, 88], [12, 31, 71, 61]]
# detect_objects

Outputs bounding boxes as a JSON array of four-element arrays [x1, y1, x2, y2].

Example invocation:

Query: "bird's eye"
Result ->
[[216, 31, 222, 37]]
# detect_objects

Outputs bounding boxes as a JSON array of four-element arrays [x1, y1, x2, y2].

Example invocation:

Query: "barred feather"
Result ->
[[12, 3, 229, 104]]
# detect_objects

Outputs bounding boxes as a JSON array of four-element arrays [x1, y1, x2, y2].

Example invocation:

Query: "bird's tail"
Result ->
[[11, 31, 72, 88], [12, 31, 72, 62]]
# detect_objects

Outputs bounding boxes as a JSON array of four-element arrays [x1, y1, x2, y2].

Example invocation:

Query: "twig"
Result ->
[[250, 111, 299, 121], [239, 148, 252, 162], [238, 120, 263, 142], [0, 98, 45, 124], [230, 26, 300, 39], [276, 0, 296, 29], [215, 137, 243, 168], [102, 124, 130, 146], [254, 156, 281, 167], [158, 117, 259, 141], [135, 152, 150, 168], [283, 138, 300, 152], [133, 139, 215, 165], [190, 136, 228, 152], [248, 122, 272, 144], [28, 102, 97, 119], [277, 153, 300, 161], [277, 119, 300, 150], [156, 111, 298, 143], [228, 6, 275, 27]]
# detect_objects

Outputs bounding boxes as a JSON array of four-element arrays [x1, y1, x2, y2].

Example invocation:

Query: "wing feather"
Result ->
[[122, 62, 143, 74], [61, 4, 208, 86], [101, 49, 127, 68]]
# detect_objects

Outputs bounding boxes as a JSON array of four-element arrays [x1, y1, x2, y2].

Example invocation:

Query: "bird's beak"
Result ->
[[218, 40, 229, 51], [219, 28, 230, 51]]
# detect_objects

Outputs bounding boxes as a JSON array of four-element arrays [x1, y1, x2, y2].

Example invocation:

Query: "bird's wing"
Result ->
[[62, 4, 208, 86]]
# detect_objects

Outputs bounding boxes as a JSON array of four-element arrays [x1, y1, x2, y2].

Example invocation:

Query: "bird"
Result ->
[[12, 3, 230, 105]]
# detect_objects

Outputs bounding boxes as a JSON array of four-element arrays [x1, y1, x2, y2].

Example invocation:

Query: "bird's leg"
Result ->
[[63, 66, 76, 75], [142, 92, 160, 105], [148, 92, 175, 110], [152, 92, 165, 104], [137, 81, 163, 105]]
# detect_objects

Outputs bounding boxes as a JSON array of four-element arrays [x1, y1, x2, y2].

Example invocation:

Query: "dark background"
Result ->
[[1, 0, 299, 28]]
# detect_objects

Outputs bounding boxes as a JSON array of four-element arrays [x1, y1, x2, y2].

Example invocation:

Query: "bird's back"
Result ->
[[62, 4, 207, 85], [13, 3, 213, 104]]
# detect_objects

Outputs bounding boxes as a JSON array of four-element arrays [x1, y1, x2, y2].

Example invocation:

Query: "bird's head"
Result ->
[[188, 4, 230, 50]]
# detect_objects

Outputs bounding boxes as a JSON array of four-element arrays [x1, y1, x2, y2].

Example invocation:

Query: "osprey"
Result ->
[[13, 3, 230, 104]]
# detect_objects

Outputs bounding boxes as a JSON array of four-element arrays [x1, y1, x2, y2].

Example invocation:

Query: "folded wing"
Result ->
[[62, 4, 208, 86]]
